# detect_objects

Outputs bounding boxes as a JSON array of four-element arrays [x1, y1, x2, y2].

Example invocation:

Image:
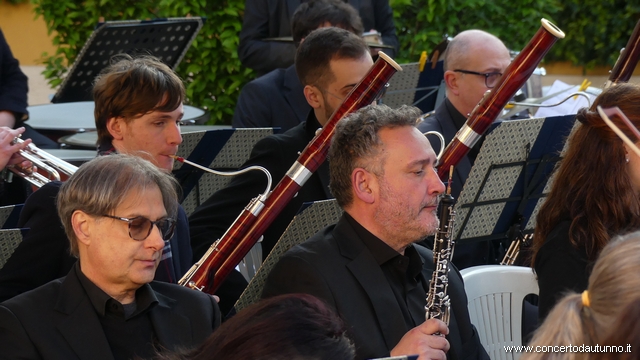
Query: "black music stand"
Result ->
[[172, 128, 278, 215], [0, 204, 24, 229], [452, 115, 576, 262], [380, 60, 445, 114], [52, 17, 204, 103]]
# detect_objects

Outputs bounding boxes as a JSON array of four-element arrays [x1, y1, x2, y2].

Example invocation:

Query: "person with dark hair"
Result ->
[[232, 0, 364, 131], [524, 232, 640, 360], [417, 29, 511, 269], [189, 27, 372, 314], [237, 0, 397, 76], [531, 83, 640, 321], [154, 293, 355, 360], [0, 55, 193, 301], [0, 155, 220, 360], [262, 104, 488, 360]]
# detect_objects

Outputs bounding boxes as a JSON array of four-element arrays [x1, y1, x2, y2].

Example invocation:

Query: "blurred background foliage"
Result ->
[[27, 0, 640, 124]]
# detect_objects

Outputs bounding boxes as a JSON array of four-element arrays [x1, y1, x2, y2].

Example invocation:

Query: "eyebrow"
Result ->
[[340, 83, 358, 91], [407, 157, 435, 169], [150, 112, 184, 121]]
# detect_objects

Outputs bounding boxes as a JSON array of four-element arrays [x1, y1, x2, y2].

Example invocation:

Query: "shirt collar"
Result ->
[[97, 140, 117, 156], [343, 212, 401, 265], [444, 97, 468, 131], [75, 262, 158, 318]]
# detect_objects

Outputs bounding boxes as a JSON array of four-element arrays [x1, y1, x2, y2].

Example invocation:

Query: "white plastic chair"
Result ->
[[460, 265, 539, 360]]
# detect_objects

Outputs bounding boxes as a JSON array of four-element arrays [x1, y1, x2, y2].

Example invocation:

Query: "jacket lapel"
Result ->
[[336, 218, 408, 350], [55, 271, 115, 360], [149, 292, 193, 350]]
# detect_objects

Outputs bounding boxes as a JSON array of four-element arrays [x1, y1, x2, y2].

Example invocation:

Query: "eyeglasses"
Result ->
[[102, 215, 176, 241], [453, 69, 503, 89]]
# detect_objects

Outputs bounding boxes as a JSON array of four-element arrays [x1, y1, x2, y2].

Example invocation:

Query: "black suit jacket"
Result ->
[[189, 112, 332, 261], [0, 181, 193, 302], [0, 28, 28, 120], [237, 0, 398, 75], [0, 266, 220, 360], [262, 214, 488, 360], [231, 64, 310, 131]]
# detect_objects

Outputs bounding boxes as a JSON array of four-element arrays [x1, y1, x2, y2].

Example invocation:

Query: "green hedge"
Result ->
[[30, 0, 640, 125], [30, 0, 250, 125]]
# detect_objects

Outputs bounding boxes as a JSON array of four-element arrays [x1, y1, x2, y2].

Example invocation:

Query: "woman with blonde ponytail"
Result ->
[[531, 83, 640, 320], [524, 231, 640, 360]]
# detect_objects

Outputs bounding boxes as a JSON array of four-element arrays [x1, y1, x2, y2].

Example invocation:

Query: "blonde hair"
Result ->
[[523, 231, 640, 360]]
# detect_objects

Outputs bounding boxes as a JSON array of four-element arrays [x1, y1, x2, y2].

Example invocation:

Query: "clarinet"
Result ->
[[425, 166, 456, 324]]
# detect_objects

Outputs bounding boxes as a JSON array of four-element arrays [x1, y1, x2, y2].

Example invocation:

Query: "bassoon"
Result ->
[[179, 52, 402, 294], [604, 18, 640, 88], [437, 19, 565, 180]]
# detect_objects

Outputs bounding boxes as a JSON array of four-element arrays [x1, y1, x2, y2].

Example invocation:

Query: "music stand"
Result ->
[[380, 60, 445, 114], [52, 17, 204, 103], [172, 128, 278, 215], [452, 115, 576, 258], [234, 199, 343, 312]]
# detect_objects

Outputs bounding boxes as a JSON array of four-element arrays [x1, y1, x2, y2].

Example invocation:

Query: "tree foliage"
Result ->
[[30, 0, 640, 124]]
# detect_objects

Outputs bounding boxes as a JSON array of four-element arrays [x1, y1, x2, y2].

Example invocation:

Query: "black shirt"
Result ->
[[344, 213, 428, 330], [76, 263, 160, 360]]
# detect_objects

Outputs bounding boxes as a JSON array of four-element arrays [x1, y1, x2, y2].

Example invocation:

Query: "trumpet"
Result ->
[[6, 137, 78, 188]]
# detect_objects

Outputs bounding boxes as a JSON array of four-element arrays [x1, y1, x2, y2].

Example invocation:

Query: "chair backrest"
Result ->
[[233, 199, 343, 312], [0, 204, 24, 229], [460, 265, 539, 360], [0, 229, 28, 270]]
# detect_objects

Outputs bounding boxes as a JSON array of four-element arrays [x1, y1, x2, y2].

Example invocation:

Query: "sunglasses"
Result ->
[[102, 214, 176, 241]]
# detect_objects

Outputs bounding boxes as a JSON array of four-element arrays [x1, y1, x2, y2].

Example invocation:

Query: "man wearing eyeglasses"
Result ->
[[0, 55, 194, 302], [417, 29, 510, 269], [0, 155, 220, 360]]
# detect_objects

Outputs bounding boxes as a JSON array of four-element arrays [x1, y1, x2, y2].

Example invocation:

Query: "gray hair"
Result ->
[[328, 104, 421, 207], [57, 154, 179, 257]]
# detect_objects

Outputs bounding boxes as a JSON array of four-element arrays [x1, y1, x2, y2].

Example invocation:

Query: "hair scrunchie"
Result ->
[[582, 290, 591, 307]]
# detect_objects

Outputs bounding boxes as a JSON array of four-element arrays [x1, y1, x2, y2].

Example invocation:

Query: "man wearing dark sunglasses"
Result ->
[[417, 29, 510, 269], [0, 155, 220, 359], [0, 55, 194, 302]]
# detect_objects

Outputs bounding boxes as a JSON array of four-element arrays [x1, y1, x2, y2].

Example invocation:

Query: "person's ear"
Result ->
[[106, 116, 126, 141], [72, 210, 93, 246], [352, 168, 377, 204], [444, 70, 460, 96], [304, 85, 323, 109]]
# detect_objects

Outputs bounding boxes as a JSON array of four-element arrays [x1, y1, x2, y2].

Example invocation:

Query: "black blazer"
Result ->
[[0, 181, 193, 302], [0, 28, 28, 119], [0, 266, 220, 360], [262, 214, 488, 360], [237, 0, 398, 75], [189, 113, 332, 260], [232, 65, 311, 132]]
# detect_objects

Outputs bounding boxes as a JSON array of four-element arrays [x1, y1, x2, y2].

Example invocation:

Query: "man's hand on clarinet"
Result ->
[[390, 318, 450, 360]]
